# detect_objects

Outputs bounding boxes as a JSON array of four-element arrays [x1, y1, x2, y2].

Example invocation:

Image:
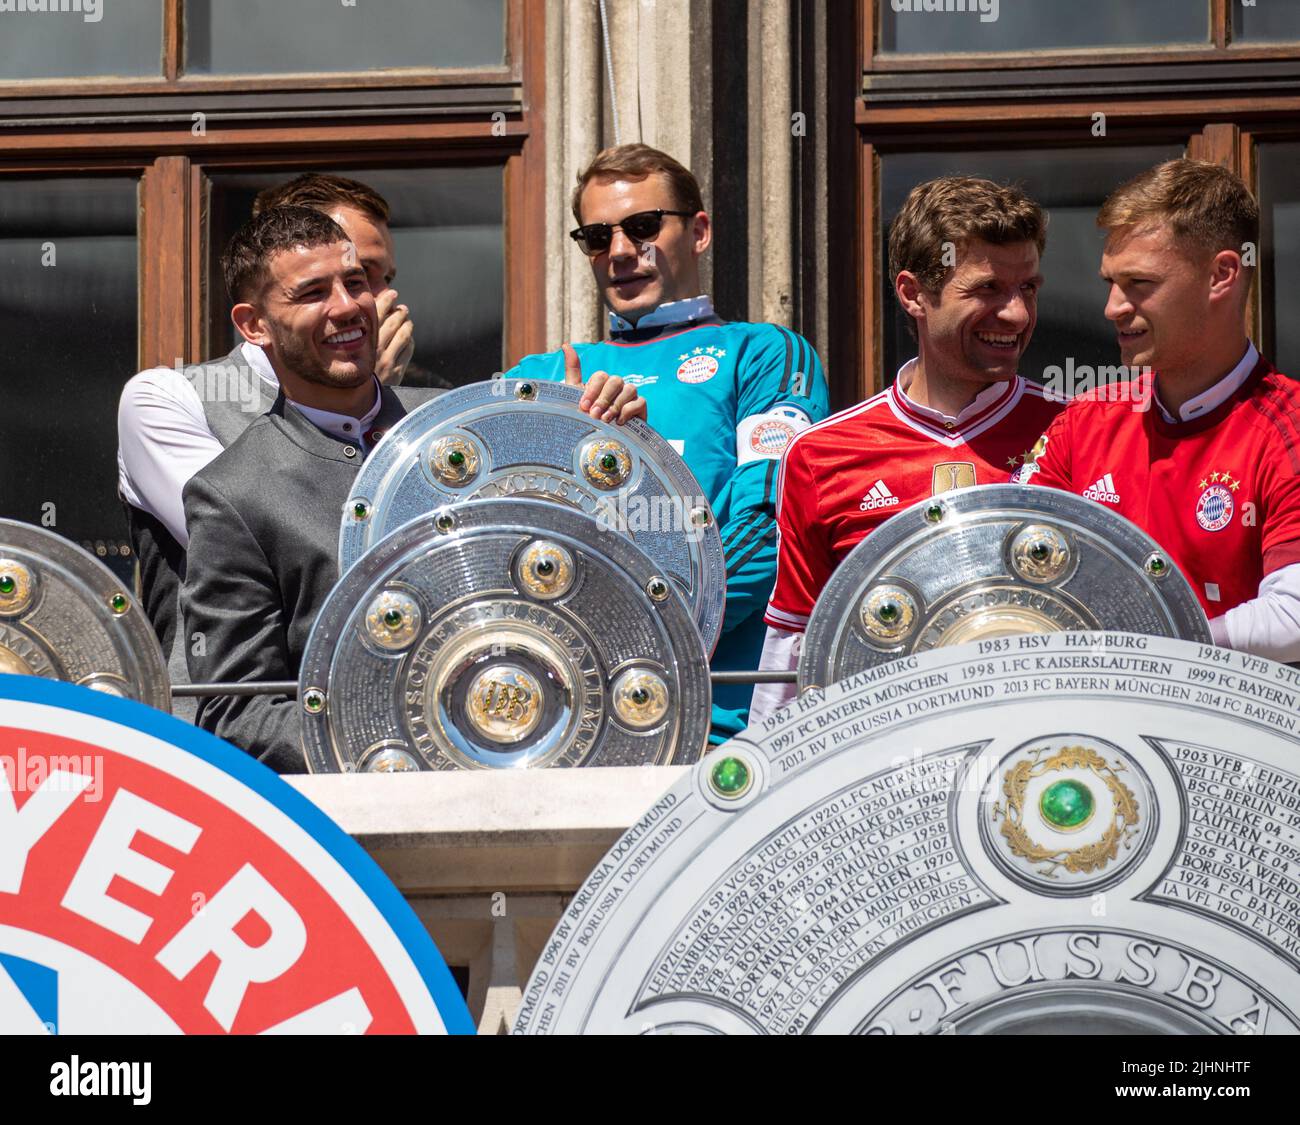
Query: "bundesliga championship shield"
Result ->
[[302, 498, 711, 773], [799, 484, 1211, 692], [339, 379, 727, 653], [515, 634, 1300, 1035], [0, 519, 169, 712]]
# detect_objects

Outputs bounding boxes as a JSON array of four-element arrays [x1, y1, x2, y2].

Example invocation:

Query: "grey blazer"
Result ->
[[179, 384, 436, 772], [121, 344, 281, 721]]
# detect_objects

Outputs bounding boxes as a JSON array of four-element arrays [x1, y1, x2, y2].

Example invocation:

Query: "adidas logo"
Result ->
[[859, 480, 901, 511], [1083, 473, 1121, 504]]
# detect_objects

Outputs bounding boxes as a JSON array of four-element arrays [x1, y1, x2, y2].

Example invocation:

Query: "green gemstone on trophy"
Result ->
[[1040, 778, 1094, 829], [0, 575, 13, 595], [536, 558, 554, 576], [600, 453, 618, 472], [925, 503, 944, 523], [878, 600, 899, 623], [1030, 541, 1050, 561], [110, 593, 128, 613], [711, 756, 749, 796], [447, 450, 465, 468], [383, 608, 403, 629], [353, 502, 368, 519]]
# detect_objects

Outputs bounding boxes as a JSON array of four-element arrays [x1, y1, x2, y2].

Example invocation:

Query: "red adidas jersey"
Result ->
[[1027, 356, 1300, 618], [765, 375, 1063, 632]]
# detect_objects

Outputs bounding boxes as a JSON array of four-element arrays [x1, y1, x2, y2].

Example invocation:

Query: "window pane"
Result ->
[[185, 0, 505, 74], [206, 166, 504, 388], [879, 146, 1186, 390], [879, 0, 1209, 55], [0, 178, 139, 584], [1, 0, 161, 79], [1257, 144, 1300, 377], [1233, 1, 1300, 42]]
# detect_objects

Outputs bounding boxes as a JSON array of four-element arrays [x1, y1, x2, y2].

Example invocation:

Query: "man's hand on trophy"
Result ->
[[563, 342, 647, 425], [374, 288, 415, 385]]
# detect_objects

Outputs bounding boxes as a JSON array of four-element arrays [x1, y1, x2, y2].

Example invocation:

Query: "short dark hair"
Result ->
[[252, 172, 391, 224], [221, 205, 349, 304], [889, 176, 1048, 339], [889, 175, 1047, 296], [571, 143, 705, 224]]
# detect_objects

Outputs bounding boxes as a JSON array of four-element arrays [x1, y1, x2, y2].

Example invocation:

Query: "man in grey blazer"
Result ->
[[183, 206, 644, 771], [117, 174, 418, 717]]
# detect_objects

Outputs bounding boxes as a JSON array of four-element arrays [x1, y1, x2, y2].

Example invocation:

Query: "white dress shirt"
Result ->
[[117, 342, 277, 547], [118, 342, 383, 548], [285, 380, 384, 454]]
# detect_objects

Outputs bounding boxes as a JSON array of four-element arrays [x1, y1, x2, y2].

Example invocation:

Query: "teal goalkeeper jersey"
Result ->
[[506, 308, 829, 743]]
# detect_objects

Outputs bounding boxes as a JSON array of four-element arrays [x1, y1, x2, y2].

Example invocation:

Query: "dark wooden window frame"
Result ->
[[0, 0, 547, 373], [849, 0, 1300, 401]]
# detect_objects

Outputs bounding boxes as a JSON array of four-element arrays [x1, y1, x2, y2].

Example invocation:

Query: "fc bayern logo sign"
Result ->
[[1195, 484, 1234, 532], [0, 675, 473, 1035]]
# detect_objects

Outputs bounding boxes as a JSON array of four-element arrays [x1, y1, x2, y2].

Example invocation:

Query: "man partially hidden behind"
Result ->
[[117, 174, 416, 716], [1021, 159, 1300, 661], [507, 144, 830, 743], [752, 176, 1064, 723]]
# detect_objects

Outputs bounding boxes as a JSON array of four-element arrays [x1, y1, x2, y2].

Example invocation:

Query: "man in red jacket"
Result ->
[[1021, 159, 1300, 662]]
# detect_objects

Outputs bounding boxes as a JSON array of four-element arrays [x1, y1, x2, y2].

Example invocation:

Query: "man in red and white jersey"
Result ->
[[1021, 159, 1300, 661], [752, 176, 1064, 722]]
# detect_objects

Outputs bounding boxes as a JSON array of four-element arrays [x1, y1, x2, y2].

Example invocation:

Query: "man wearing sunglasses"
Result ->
[[507, 143, 830, 744]]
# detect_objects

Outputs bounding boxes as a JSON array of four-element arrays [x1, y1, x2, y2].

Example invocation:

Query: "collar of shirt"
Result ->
[[239, 341, 281, 389], [893, 357, 1012, 428], [286, 378, 383, 451], [1153, 341, 1260, 423], [609, 294, 715, 335]]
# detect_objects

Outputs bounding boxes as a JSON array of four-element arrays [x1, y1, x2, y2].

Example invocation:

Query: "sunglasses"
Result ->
[[569, 209, 695, 256]]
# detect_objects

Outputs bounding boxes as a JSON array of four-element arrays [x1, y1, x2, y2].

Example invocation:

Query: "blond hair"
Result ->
[[1097, 159, 1258, 263]]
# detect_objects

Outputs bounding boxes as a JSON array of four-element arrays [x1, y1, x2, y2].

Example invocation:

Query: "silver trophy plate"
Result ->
[[338, 379, 726, 654], [0, 519, 169, 711], [515, 633, 1300, 1034], [799, 484, 1210, 692], [303, 498, 711, 773]]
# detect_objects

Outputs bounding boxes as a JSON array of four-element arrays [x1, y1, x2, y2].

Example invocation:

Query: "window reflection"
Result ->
[[0, 177, 139, 583], [2, 0, 161, 80], [879, 0, 1209, 55], [1257, 144, 1300, 377], [1233, 1, 1300, 42], [185, 0, 505, 74]]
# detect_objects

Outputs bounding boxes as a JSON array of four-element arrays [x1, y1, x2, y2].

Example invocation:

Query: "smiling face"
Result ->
[[1100, 223, 1214, 374], [908, 238, 1042, 390], [577, 173, 710, 324], [247, 239, 378, 391]]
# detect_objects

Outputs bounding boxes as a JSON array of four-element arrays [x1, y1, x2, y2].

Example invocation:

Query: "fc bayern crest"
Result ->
[[749, 418, 797, 457], [1196, 481, 1235, 532], [0, 674, 472, 1034], [676, 354, 718, 383]]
